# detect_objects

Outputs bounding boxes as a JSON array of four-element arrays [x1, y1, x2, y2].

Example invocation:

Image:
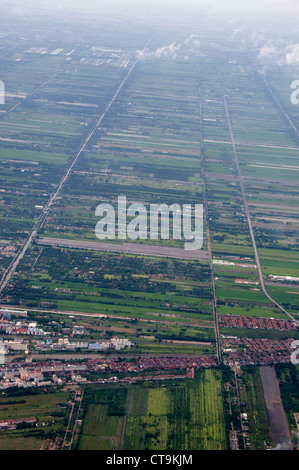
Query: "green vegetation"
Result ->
[[0, 2, 298, 452], [0, 391, 70, 450], [242, 366, 272, 449], [76, 369, 227, 451]]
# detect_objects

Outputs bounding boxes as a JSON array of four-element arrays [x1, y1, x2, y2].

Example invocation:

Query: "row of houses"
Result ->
[[87, 355, 218, 374], [219, 314, 297, 332], [0, 418, 36, 431]]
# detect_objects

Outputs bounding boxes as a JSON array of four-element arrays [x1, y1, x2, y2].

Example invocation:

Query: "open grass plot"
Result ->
[[77, 369, 227, 450]]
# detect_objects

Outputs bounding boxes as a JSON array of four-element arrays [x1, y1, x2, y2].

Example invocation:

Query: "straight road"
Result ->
[[1, 71, 61, 116], [199, 101, 222, 363], [224, 95, 298, 326], [259, 72, 299, 141]]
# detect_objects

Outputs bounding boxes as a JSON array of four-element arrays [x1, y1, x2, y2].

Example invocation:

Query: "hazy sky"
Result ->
[[1, 0, 299, 31], [2, 0, 299, 14]]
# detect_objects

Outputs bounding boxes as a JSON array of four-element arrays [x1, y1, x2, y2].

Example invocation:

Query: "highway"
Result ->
[[259, 71, 299, 141], [199, 101, 222, 363], [2, 71, 62, 116], [224, 95, 298, 326]]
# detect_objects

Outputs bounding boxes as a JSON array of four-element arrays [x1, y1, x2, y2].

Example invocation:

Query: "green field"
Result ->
[[0, 391, 70, 450], [76, 369, 227, 451]]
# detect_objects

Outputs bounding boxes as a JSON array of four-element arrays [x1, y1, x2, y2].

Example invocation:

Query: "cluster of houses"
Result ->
[[0, 418, 37, 431], [1, 335, 133, 356], [0, 317, 45, 337], [0, 361, 88, 390], [0, 244, 17, 257], [34, 336, 133, 352], [0, 353, 219, 390], [221, 336, 295, 366], [0, 311, 133, 355]]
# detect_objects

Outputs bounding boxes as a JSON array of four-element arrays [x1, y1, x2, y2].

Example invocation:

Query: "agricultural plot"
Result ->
[[76, 369, 227, 451], [0, 391, 70, 450], [197, 57, 299, 330], [238, 366, 272, 449], [275, 364, 299, 438], [0, 48, 133, 280], [3, 244, 216, 354]]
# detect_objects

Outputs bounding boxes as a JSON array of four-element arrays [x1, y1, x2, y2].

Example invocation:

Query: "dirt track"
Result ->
[[37, 237, 209, 261], [259, 366, 293, 450]]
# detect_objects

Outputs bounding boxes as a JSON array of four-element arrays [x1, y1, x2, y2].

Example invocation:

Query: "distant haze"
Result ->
[[1, 0, 298, 46], [1, 0, 299, 17]]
